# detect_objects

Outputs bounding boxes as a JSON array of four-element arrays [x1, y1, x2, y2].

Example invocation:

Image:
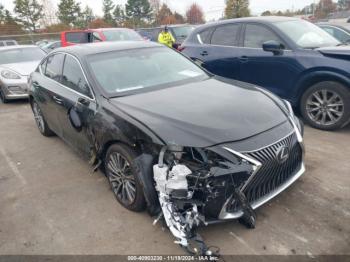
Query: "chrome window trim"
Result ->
[[39, 51, 96, 102]]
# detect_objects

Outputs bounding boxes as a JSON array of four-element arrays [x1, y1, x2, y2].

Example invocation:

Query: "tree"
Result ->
[[261, 10, 272, 16], [225, 0, 250, 19], [125, 0, 153, 27], [0, 4, 5, 23], [174, 12, 185, 24], [76, 5, 94, 28], [157, 3, 173, 25], [88, 18, 112, 29], [186, 3, 205, 24], [13, 0, 43, 31], [103, 0, 115, 25], [337, 0, 350, 10], [149, 0, 160, 24], [315, 0, 336, 19], [57, 0, 81, 27], [113, 5, 125, 26], [41, 0, 57, 27]]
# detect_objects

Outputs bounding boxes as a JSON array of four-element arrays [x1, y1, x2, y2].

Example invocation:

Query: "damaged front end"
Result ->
[[135, 144, 258, 255], [134, 125, 304, 256]]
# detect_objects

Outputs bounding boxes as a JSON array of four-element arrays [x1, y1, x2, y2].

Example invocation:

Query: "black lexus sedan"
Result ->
[[29, 41, 305, 254]]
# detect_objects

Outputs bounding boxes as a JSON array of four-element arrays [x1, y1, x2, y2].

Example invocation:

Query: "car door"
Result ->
[[238, 23, 300, 98], [33, 53, 65, 137], [55, 54, 97, 159], [193, 23, 242, 80]]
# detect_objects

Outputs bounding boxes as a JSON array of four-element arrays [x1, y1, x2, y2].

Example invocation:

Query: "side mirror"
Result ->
[[263, 40, 284, 55]]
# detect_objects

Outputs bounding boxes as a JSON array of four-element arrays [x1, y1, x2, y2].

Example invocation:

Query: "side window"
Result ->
[[62, 55, 92, 98], [211, 24, 240, 46], [244, 24, 281, 48], [332, 28, 350, 42], [44, 53, 64, 82], [198, 28, 213, 44], [93, 32, 102, 42], [39, 59, 47, 73]]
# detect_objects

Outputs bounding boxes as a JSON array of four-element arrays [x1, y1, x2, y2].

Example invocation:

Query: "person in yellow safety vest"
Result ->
[[158, 26, 175, 48]]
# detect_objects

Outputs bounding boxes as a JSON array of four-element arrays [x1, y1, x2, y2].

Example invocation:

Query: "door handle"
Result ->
[[200, 51, 208, 56], [32, 81, 39, 88], [239, 56, 249, 63], [52, 95, 63, 105]]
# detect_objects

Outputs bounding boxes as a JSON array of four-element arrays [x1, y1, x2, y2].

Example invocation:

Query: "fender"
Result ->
[[292, 70, 350, 105]]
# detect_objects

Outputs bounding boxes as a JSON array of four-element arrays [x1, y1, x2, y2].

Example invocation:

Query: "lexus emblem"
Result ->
[[276, 146, 290, 164]]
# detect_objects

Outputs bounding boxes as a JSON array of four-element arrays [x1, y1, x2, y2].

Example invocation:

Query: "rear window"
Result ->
[[0, 47, 45, 64], [102, 30, 143, 41], [171, 26, 195, 39], [66, 32, 89, 43]]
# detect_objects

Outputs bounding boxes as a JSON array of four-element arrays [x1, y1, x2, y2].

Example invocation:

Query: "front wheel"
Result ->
[[300, 81, 350, 130], [105, 144, 146, 212], [0, 87, 8, 103]]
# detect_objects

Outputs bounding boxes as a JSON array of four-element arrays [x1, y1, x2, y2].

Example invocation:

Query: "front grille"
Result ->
[[228, 132, 302, 212]]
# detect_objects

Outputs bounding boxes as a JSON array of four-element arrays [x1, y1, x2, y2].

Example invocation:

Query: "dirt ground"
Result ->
[[0, 100, 349, 255]]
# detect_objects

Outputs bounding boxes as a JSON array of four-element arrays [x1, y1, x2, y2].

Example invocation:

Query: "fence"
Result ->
[[0, 32, 60, 45]]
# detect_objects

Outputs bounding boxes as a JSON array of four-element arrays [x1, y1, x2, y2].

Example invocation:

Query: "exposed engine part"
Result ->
[[151, 145, 257, 256]]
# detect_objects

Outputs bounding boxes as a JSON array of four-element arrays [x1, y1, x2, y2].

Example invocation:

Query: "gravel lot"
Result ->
[[0, 100, 349, 256]]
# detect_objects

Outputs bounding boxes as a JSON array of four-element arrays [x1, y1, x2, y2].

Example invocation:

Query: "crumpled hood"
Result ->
[[109, 78, 288, 147], [0, 61, 40, 76], [317, 46, 350, 59]]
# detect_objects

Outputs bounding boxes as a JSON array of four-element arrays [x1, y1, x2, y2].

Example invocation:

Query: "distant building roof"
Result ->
[[327, 10, 350, 19]]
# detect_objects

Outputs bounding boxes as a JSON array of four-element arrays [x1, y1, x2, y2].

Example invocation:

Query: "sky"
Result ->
[[0, 0, 317, 20]]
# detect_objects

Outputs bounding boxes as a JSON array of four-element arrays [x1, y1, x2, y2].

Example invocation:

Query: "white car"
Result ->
[[0, 45, 46, 103]]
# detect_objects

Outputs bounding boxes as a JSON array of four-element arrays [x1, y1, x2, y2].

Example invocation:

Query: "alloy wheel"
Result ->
[[107, 152, 136, 205], [306, 89, 344, 126], [33, 103, 45, 133]]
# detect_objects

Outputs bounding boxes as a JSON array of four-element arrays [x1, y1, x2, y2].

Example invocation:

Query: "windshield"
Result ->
[[171, 26, 195, 38], [102, 30, 143, 41], [274, 20, 340, 48], [88, 47, 207, 96], [0, 47, 46, 64]]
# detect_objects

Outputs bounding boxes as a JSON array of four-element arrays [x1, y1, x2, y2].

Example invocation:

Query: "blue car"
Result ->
[[181, 16, 350, 130]]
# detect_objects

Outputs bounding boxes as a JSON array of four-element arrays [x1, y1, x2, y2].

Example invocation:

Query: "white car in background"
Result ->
[[0, 45, 46, 103]]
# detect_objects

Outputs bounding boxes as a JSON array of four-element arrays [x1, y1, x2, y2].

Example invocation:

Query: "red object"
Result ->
[[60, 28, 140, 47]]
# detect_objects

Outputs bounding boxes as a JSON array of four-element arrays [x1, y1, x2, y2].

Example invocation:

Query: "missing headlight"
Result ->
[[152, 145, 255, 256]]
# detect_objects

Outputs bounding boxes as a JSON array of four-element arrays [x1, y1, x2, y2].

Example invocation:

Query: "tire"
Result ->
[[32, 101, 55, 137], [300, 81, 350, 130], [105, 144, 146, 212], [0, 87, 8, 103]]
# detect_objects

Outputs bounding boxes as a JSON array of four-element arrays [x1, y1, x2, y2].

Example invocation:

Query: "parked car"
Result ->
[[61, 28, 143, 47], [0, 40, 18, 47], [41, 41, 62, 53], [35, 39, 50, 48], [137, 24, 196, 49], [29, 41, 304, 254], [0, 45, 46, 103], [317, 23, 350, 44], [181, 16, 350, 130]]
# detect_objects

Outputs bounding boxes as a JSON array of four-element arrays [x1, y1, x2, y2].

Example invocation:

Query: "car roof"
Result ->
[[93, 28, 134, 31], [53, 41, 162, 57], [138, 24, 193, 30], [0, 45, 38, 51]]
